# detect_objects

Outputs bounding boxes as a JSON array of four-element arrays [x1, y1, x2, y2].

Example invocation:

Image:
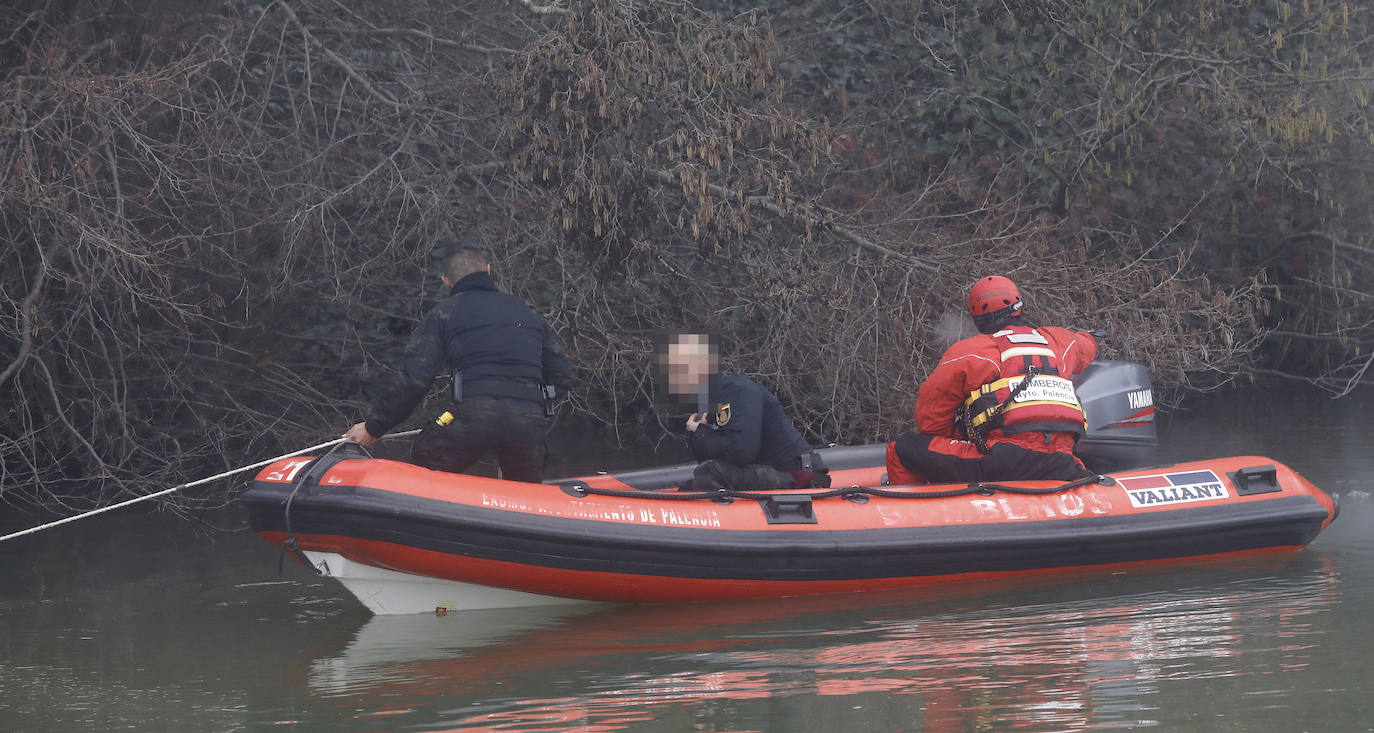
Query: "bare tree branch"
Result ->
[[517, 0, 569, 16], [0, 249, 49, 388], [274, 0, 401, 111], [631, 162, 937, 272]]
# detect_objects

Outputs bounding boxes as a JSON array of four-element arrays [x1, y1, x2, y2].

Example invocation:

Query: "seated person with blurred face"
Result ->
[[661, 333, 829, 491], [886, 276, 1098, 486]]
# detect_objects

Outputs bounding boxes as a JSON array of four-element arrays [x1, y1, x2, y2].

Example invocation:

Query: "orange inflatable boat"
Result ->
[[242, 443, 1337, 614]]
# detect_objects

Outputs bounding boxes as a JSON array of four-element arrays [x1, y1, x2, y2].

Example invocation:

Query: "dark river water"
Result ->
[[3, 388, 1373, 732]]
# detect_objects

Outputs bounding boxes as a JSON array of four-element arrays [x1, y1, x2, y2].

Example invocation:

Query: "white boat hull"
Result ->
[[302, 551, 594, 615]]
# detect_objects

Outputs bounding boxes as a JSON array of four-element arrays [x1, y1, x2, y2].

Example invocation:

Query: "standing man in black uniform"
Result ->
[[343, 244, 574, 482], [660, 333, 828, 491]]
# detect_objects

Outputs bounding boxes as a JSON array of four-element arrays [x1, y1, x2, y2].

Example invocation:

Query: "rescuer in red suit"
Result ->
[[885, 276, 1099, 485]]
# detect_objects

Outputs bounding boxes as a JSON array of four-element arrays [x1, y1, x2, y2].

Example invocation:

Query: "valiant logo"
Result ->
[[1120, 470, 1228, 508], [1127, 389, 1153, 410]]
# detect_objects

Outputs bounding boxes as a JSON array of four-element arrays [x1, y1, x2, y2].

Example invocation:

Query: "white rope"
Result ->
[[0, 430, 420, 544]]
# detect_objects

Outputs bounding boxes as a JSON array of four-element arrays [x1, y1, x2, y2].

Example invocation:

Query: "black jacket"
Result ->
[[687, 373, 811, 472], [364, 271, 573, 436]]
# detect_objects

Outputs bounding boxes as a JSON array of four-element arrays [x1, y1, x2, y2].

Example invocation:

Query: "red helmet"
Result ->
[[968, 276, 1023, 320]]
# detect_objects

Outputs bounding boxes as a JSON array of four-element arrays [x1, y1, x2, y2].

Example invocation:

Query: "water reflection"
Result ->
[[301, 553, 1339, 732]]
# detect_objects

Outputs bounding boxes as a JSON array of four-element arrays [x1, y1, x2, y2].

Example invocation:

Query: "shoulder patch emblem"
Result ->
[[715, 402, 731, 426]]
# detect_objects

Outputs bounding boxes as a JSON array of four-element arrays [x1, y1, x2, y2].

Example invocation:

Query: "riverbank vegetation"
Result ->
[[2, 0, 1370, 506]]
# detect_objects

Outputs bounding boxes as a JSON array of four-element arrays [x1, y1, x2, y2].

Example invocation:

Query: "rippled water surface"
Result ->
[[2, 389, 1372, 732]]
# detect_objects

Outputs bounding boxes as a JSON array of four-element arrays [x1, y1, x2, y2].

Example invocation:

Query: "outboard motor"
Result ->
[[1073, 360, 1157, 472]]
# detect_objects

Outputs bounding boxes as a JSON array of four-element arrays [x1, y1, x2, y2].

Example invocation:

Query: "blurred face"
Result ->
[[659, 333, 718, 397]]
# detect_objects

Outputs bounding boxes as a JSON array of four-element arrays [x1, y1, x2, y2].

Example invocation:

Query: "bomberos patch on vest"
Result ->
[[1009, 375, 1081, 406], [715, 402, 731, 426], [1119, 470, 1229, 508]]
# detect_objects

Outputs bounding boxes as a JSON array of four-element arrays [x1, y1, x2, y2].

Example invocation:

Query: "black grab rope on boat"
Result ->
[[280, 465, 322, 576], [278, 440, 362, 576], [558, 472, 1114, 504], [558, 484, 739, 503]]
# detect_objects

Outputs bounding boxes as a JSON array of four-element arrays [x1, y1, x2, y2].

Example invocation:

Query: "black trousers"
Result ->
[[891, 432, 1092, 485], [690, 454, 830, 492], [410, 396, 549, 483]]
